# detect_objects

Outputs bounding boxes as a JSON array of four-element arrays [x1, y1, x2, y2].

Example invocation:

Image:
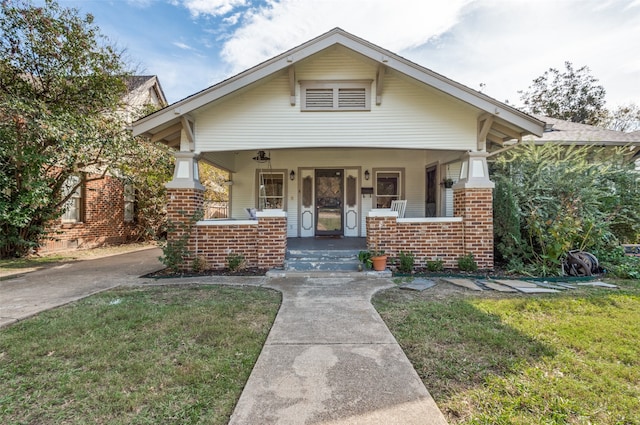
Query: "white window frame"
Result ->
[[255, 170, 287, 210], [300, 80, 372, 111], [124, 183, 135, 223], [61, 175, 83, 223], [373, 168, 404, 209]]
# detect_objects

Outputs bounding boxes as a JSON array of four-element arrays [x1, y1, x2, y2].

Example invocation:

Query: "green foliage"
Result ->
[[119, 140, 173, 241], [0, 0, 134, 257], [602, 256, 640, 280], [358, 250, 372, 269], [227, 253, 246, 272], [158, 210, 203, 272], [426, 258, 444, 272], [519, 61, 607, 125], [457, 253, 478, 272], [397, 251, 415, 273], [492, 142, 640, 276]]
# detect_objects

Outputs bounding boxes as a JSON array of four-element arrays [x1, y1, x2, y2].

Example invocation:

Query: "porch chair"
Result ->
[[245, 208, 258, 220], [390, 200, 407, 218]]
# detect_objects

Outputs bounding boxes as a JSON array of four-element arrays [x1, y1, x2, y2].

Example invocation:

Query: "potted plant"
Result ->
[[358, 249, 387, 271], [442, 178, 454, 188], [370, 249, 387, 271]]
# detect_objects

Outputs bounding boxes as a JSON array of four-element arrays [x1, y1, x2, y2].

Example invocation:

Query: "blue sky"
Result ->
[[59, 0, 640, 110]]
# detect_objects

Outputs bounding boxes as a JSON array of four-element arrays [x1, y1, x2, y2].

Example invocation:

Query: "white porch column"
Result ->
[[453, 151, 495, 189], [165, 151, 205, 190]]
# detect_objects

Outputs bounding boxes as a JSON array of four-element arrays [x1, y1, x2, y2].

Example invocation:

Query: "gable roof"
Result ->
[[132, 28, 543, 143]]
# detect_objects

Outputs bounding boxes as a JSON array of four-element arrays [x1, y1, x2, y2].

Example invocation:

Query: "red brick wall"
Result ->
[[366, 187, 494, 270], [166, 187, 286, 271], [366, 217, 464, 268], [41, 174, 137, 253], [453, 188, 494, 269]]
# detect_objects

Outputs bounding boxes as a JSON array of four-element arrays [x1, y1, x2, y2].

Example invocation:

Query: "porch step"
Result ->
[[284, 249, 362, 272]]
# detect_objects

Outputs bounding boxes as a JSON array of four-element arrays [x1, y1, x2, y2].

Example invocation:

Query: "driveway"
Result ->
[[0, 247, 163, 328]]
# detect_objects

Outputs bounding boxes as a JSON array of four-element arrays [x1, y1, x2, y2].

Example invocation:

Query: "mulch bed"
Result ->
[[144, 267, 268, 279]]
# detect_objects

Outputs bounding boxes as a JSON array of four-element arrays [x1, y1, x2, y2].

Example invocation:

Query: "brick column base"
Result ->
[[454, 188, 494, 269], [165, 187, 204, 271]]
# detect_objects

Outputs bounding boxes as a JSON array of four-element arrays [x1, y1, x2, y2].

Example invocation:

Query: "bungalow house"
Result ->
[[41, 76, 168, 253], [132, 28, 544, 271]]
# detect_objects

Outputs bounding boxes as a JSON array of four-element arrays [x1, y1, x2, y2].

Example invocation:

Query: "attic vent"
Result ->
[[300, 80, 372, 111], [305, 88, 334, 108], [338, 88, 366, 108]]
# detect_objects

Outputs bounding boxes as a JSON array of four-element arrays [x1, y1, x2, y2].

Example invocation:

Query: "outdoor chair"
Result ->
[[390, 200, 407, 218]]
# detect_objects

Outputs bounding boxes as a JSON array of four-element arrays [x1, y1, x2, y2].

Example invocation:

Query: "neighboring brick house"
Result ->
[[132, 28, 545, 271], [40, 76, 167, 253]]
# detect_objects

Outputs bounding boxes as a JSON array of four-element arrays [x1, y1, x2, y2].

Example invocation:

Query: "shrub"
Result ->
[[458, 253, 478, 272], [491, 143, 640, 276], [227, 253, 246, 272], [191, 256, 208, 273], [397, 251, 415, 273], [426, 258, 444, 272]]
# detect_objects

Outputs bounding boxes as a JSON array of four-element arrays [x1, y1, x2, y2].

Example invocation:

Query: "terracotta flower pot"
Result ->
[[371, 255, 387, 271]]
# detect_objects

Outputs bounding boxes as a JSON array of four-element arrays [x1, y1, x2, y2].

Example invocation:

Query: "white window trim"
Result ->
[[255, 169, 287, 211], [300, 80, 372, 111], [61, 175, 83, 223], [124, 183, 135, 223], [373, 168, 405, 209]]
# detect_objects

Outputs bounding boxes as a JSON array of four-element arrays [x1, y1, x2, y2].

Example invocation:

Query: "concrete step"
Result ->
[[284, 248, 365, 273], [284, 259, 361, 272], [286, 249, 362, 259]]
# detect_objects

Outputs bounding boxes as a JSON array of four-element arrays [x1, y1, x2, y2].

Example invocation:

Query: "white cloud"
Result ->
[[219, 0, 473, 72], [173, 41, 196, 51], [160, 0, 640, 108], [182, 0, 248, 17]]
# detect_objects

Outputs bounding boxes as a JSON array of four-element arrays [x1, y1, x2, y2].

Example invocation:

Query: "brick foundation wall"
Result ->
[[454, 188, 494, 269], [166, 187, 286, 271], [366, 217, 464, 268], [41, 174, 137, 253], [191, 217, 287, 270], [366, 187, 494, 270]]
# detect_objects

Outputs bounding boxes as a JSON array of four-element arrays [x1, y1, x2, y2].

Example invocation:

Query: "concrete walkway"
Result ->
[[229, 276, 449, 425], [0, 247, 163, 328]]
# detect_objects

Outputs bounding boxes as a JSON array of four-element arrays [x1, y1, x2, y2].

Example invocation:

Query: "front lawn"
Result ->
[[373, 280, 640, 424], [0, 285, 281, 425]]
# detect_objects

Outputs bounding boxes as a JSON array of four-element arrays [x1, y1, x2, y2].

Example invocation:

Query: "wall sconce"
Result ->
[[364, 170, 370, 180], [289, 170, 295, 181]]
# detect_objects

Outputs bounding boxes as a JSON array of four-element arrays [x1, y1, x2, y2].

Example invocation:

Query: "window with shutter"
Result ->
[[300, 80, 371, 111]]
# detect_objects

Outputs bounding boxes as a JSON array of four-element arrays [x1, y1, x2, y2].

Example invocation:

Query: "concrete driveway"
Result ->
[[0, 247, 163, 328]]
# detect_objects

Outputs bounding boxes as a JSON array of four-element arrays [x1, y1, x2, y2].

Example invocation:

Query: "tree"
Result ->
[[603, 103, 640, 132], [519, 61, 607, 126], [0, 0, 133, 257]]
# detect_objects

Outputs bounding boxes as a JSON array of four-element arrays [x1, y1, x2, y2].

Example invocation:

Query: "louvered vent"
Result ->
[[305, 88, 333, 109], [338, 88, 366, 108], [300, 80, 371, 111]]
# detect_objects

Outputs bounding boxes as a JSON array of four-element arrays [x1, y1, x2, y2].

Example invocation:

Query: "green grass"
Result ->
[[373, 280, 640, 424], [0, 285, 281, 425]]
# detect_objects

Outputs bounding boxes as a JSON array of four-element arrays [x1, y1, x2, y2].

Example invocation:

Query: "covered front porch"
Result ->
[[166, 149, 495, 271]]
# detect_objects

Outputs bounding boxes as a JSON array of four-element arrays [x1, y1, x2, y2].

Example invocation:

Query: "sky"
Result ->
[[58, 0, 640, 109]]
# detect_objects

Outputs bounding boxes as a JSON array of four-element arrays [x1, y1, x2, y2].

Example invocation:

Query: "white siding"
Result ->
[[193, 46, 477, 153]]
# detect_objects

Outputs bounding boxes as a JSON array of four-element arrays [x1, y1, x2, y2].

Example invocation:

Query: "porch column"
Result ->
[[453, 151, 494, 269], [165, 151, 205, 271], [256, 210, 287, 269]]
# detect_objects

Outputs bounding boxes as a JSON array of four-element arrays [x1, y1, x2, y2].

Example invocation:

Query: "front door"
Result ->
[[315, 169, 343, 236]]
